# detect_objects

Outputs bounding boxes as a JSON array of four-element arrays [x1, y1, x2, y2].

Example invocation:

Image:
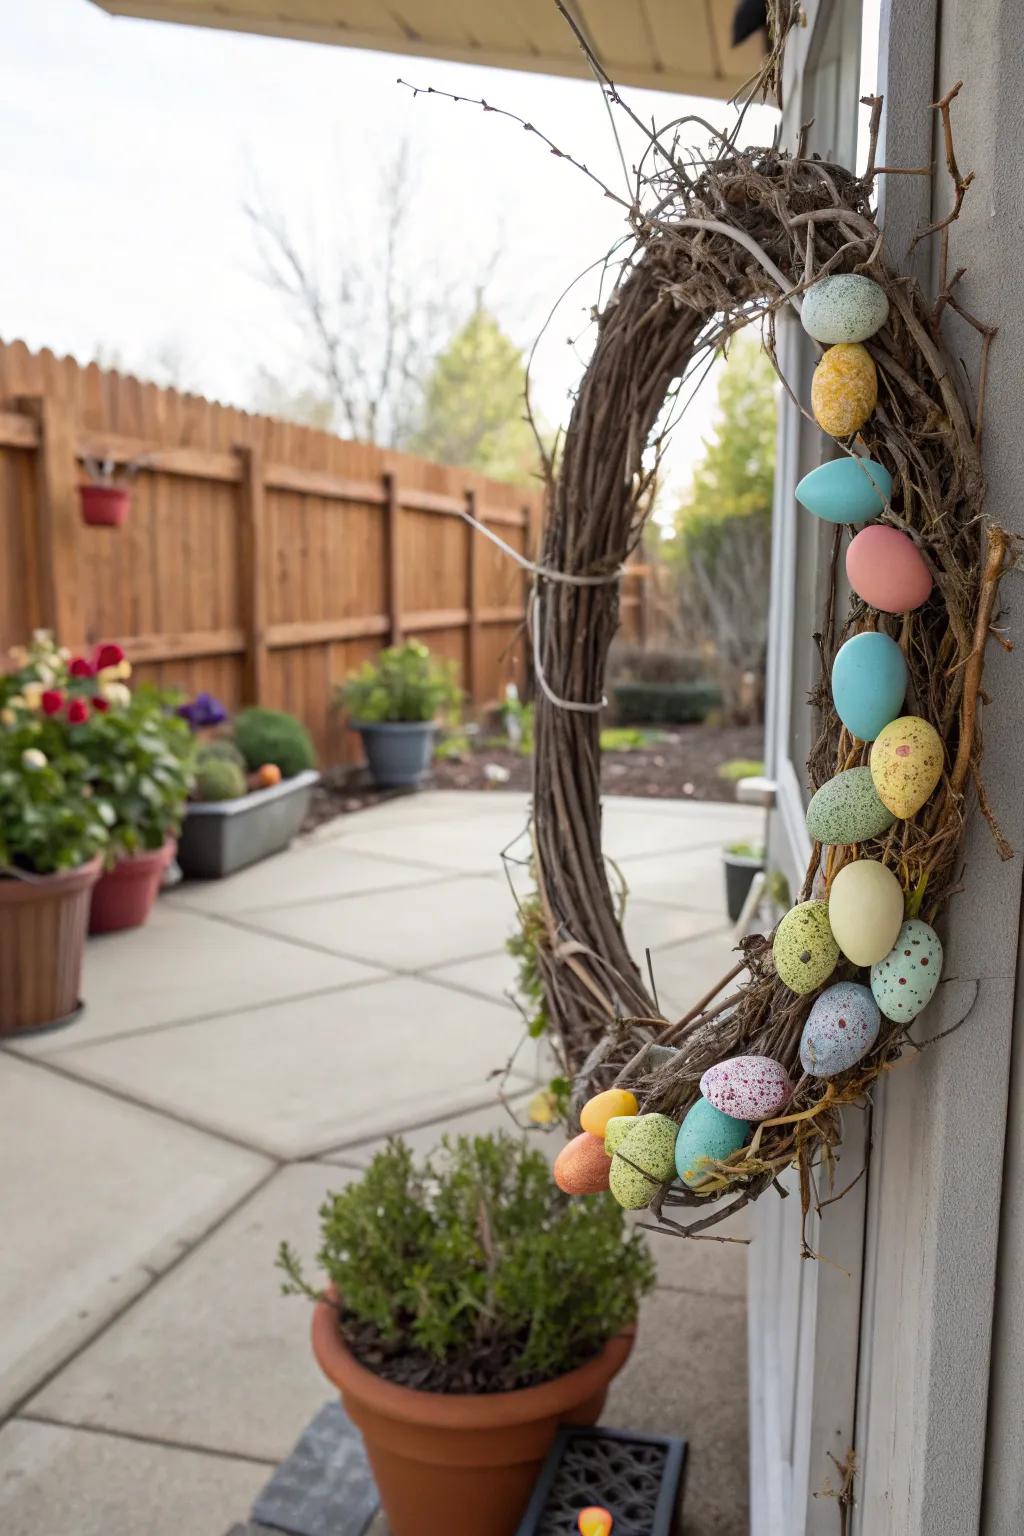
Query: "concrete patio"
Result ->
[[0, 789, 762, 1536]]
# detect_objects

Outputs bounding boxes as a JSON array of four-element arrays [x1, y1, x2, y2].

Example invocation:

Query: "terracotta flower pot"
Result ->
[[79, 484, 130, 527], [311, 1293, 635, 1536], [89, 839, 176, 935], [0, 856, 102, 1036]]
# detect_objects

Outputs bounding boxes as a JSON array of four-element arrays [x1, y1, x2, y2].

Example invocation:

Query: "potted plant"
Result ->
[[722, 839, 765, 923], [279, 1133, 654, 1536], [79, 456, 137, 528], [0, 636, 110, 1034], [337, 640, 460, 789], [176, 703, 318, 878]]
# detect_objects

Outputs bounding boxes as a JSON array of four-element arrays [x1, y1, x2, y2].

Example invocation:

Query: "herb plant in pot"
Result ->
[[722, 840, 765, 923], [280, 1134, 654, 1536], [337, 640, 460, 789]]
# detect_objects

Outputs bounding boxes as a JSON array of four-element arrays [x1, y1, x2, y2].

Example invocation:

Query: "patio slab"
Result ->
[[318, 1089, 545, 1166], [167, 844, 448, 916], [0, 1055, 269, 1418], [423, 945, 520, 1006]]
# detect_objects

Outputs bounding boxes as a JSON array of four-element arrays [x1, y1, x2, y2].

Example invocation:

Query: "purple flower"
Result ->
[[177, 692, 229, 730]]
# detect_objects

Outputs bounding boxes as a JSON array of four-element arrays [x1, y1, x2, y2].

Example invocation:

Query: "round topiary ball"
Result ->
[[233, 708, 316, 778], [194, 756, 247, 803], [196, 738, 247, 771]]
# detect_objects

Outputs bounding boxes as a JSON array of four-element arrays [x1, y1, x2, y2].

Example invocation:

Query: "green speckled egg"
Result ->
[[801, 274, 889, 344], [806, 767, 897, 846], [773, 901, 839, 996], [603, 1114, 637, 1157], [674, 1097, 750, 1191], [609, 1113, 678, 1210]]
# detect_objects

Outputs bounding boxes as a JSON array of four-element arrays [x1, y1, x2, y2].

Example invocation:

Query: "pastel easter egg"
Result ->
[[828, 858, 905, 966], [800, 980, 881, 1076], [831, 631, 907, 741], [578, 1510, 613, 1536], [812, 343, 878, 437], [553, 1132, 611, 1196], [700, 1055, 793, 1121], [871, 919, 943, 1022], [580, 1087, 638, 1138], [801, 274, 890, 344], [870, 716, 944, 818], [609, 1113, 679, 1210], [847, 525, 932, 614], [772, 900, 839, 995], [604, 1114, 637, 1157], [674, 1097, 750, 1190], [806, 766, 896, 846], [795, 456, 892, 525]]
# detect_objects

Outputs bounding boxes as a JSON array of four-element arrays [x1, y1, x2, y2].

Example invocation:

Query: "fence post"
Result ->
[[18, 393, 82, 645], [464, 488, 480, 703], [237, 444, 269, 704], [383, 470, 403, 647]]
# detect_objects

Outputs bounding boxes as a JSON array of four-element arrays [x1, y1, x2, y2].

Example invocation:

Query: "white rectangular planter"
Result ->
[[177, 770, 319, 878]]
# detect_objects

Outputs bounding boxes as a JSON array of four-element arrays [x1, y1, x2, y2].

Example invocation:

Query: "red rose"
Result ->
[[69, 657, 94, 679], [41, 689, 64, 716], [91, 695, 110, 713], [92, 641, 125, 671], [67, 698, 89, 725]]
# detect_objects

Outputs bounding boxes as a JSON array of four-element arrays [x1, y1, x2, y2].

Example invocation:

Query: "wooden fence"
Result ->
[[0, 341, 650, 761]]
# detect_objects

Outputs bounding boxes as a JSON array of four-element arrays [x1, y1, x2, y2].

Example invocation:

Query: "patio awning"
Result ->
[[87, 1, 765, 100]]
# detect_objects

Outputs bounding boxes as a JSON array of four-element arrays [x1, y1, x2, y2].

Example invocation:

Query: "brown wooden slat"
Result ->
[[0, 410, 39, 449], [403, 607, 470, 632], [110, 628, 246, 662], [264, 462, 387, 503], [237, 444, 269, 703], [268, 615, 391, 648]]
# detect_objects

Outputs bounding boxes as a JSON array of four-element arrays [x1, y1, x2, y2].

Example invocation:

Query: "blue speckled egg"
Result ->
[[806, 766, 896, 846], [800, 981, 881, 1077], [674, 1097, 750, 1191], [871, 919, 943, 1023], [795, 456, 892, 524], [801, 274, 890, 344], [831, 631, 907, 741]]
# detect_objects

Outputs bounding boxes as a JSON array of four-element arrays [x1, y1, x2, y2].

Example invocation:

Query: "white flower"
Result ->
[[483, 762, 511, 785], [101, 681, 131, 708], [21, 748, 47, 771]]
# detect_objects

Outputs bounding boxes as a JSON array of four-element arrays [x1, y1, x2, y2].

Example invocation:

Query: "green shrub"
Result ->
[[612, 681, 722, 726], [234, 708, 316, 777], [194, 757, 247, 802], [717, 758, 765, 783], [0, 717, 109, 873], [78, 686, 195, 860], [337, 640, 460, 725], [600, 726, 657, 752], [197, 739, 246, 771], [279, 1134, 655, 1393]]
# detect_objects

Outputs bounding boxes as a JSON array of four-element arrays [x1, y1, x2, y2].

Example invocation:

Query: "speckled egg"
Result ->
[[795, 456, 893, 525], [772, 900, 839, 995], [801, 274, 890, 344], [700, 1055, 793, 1121], [674, 1098, 750, 1190], [812, 343, 878, 437], [870, 716, 944, 818], [553, 1132, 611, 1195], [609, 1113, 679, 1210], [831, 631, 907, 742], [806, 767, 896, 847], [604, 1114, 637, 1157], [846, 525, 932, 614], [871, 919, 943, 1022], [580, 1087, 638, 1138], [800, 981, 881, 1076], [828, 858, 905, 966]]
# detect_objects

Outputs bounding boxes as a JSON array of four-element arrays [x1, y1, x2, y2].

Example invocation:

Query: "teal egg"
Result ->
[[795, 457, 892, 524], [870, 919, 943, 1023], [674, 1098, 750, 1190], [806, 767, 897, 846], [831, 632, 907, 741]]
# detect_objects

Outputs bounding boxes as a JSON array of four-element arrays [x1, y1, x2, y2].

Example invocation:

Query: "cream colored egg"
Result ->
[[870, 715, 944, 818], [828, 859, 905, 967], [811, 343, 878, 437]]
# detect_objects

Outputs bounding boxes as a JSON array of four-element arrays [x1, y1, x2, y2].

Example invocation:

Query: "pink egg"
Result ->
[[699, 1055, 793, 1121], [846, 525, 932, 614]]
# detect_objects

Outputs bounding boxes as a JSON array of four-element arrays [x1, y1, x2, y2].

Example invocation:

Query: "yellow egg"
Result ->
[[828, 859, 905, 967], [870, 715, 944, 818], [811, 343, 878, 437], [580, 1087, 639, 1138]]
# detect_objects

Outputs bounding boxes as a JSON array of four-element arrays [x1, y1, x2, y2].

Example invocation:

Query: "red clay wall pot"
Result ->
[[0, 856, 102, 1036], [311, 1293, 635, 1536], [79, 484, 131, 527], [89, 839, 175, 935]]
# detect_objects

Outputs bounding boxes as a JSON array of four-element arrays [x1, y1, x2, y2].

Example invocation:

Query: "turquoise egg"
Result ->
[[831, 632, 907, 741], [795, 457, 892, 524], [674, 1097, 750, 1190]]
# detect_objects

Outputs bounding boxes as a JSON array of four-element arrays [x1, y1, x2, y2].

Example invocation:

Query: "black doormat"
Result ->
[[248, 1399, 379, 1536], [514, 1426, 687, 1536]]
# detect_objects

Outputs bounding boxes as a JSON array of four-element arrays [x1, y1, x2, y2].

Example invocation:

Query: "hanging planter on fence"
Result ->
[[78, 455, 141, 527]]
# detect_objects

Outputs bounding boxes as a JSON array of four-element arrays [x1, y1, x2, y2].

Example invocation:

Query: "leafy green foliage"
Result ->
[[500, 695, 534, 756], [0, 716, 109, 873], [77, 687, 195, 859], [506, 892, 550, 1039], [599, 727, 659, 752], [716, 757, 766, 782], [338, 641, 461, 725], [612, 681, 721, 725], [194, 757, 247, 802], [724, 840, 765, 859], [279, 1134, 654, 1391], [234, 708, 316, 777], [196, 739, 247, 770]]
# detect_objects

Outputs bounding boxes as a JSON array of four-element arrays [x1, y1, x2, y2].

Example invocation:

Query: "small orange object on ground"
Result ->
[[577, 1507, 613, 1536]]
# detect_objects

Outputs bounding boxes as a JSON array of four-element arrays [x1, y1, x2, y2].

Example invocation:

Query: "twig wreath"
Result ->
[[408, 2, 1016, 1244]]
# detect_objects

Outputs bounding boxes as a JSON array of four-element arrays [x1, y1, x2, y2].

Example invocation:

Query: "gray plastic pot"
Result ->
[[723, 848, 765, 923], [177, 770, 319, 879], [355, 721, 437, 789]]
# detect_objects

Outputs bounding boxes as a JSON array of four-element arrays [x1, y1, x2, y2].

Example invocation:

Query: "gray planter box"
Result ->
[[355, 720, 436, 788], [177, 770, 319, 879]]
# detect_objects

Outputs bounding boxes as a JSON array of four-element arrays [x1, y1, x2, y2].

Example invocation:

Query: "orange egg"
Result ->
[[578, 1508, 613, 1536], [553, 1132, 612, 1195], [255, 762, 282, 787]]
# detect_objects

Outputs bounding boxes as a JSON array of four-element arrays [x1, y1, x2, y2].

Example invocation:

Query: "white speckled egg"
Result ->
[[871, 919, 943, 1022], [700, 1055, 793, 1121], [806, 766, 896, 846], [674, 1097, 750, 1190], [609, 1113, 679, 1210], [801, 274, 890, 345], [800, 981, 881, 1076], [828, 859, 905, 966], [772, 900, 839, 995]]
